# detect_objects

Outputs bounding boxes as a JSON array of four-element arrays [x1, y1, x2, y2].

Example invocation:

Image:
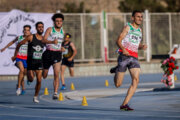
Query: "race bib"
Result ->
[[19, 46, 27, 54], [129, 34, 141, 45], [33, 52, 42, 59]]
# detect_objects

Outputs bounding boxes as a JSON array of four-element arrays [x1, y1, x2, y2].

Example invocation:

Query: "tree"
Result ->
[[62, 2, 90, 13], [118, 0, 180, 12]]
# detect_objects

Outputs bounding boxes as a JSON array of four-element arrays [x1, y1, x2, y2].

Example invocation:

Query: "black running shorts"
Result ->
[[61, 58, 74, 67], [42, 50, 62, 69], [27, 58, 43, 70]]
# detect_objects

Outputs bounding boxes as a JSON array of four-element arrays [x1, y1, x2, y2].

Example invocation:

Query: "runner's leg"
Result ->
[[34, 70, 42, 96], [122, 68, 140, 105], [21, 68, 27, 90], [27, 70, 34, 82], [53, 62, 60, 93], [114, 72, 125, 88], [17, 61, 25, 89], [60, 65, 66, 85], [42, 69, 49, 79], [69, 67, 74, 77]]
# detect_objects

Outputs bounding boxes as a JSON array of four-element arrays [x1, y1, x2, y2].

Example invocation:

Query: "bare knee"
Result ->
[[114, 72, 124, 88], [70, 71, 74, 77], [19, 69, 25, 74], [114, 77, 122, 88], [114, 82, 122, 88], [37, 79, 42, 85], [132, 78, 139, 86], [43, 70, 48, 79]]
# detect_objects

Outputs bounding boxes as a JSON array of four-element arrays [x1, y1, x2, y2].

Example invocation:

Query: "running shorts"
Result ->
[[16, 58, 27, 68], [116, 54, 140, 72], [42, 50, 62, 69], [61, 58, 74, 67]]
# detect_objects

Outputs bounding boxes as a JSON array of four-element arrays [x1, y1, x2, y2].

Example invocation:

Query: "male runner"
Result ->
[[1, 25, 31, 95], [60, 33, 77, 90], [42, 13, 64, 99], [12, 22, 45, 103], [112, 10, 147, 111]]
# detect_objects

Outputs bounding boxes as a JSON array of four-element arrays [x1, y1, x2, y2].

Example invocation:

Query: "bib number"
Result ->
[[129, 34, 140, 44], [33, 52, 42, 59]]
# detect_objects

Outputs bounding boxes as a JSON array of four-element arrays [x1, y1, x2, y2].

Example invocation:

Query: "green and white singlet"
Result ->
[[46, 27, 64, 51], [119, 22, 142, 58], [16, 35, 28, 60]]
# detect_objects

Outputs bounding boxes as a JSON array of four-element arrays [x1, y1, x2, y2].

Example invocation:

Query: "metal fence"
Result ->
[[63, 13, 102, 62], [1, 11, 179, 62], [63, 12, 180, 62], [150, 13, 180, 55]]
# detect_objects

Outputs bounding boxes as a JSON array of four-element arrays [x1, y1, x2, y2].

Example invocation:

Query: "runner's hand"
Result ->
[[0, 48, 6, 52], [68, 57, 73, 62], [11, 56, 16, 62], [61, 47, 65, 52], [142, 44, 147, 50], [122, 49, 129, 56], [53, 39, 58, 45]]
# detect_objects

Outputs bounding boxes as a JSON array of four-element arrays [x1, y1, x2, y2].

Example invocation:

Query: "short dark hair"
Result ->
[[132, 10, 142, 17], [23, 25, 31, 30], [64, 33, 71, 38], [52, 13, 64, 22], [35, 21, 44, 28]]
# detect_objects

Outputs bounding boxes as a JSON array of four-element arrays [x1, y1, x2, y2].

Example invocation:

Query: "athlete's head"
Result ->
[[52, 13, 64, 28], [23, 25, 31, 36], [64, 33, 71, 41], [132, 10, 143, 26], [35, 21, 44, 35]]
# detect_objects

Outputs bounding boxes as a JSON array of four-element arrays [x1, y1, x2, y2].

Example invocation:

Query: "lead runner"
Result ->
[[111, 10, 147, 111]]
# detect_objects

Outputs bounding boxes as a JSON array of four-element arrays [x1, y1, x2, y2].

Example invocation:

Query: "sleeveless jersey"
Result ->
[[16, 35, 28, 60], [46, 27, 64, 51], [27, 34, 44, 60], [62, 41, 73, 58], [119, 22, 142, 58]]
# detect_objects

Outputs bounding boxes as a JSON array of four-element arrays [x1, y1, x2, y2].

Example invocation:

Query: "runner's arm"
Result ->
[[138, 43, 147, 50], [68, 42, 77, 60], [0, 37, 18, 52], [42, 27, 57, 44], [138, 30, 147, 50], [116, 26, 129, 56]]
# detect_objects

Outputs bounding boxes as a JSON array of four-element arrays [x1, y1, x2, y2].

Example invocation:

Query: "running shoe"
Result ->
[[52, 93, 58, 100], [120, 104, 134, 111], [60, 85, 66, 90], [16, 88, 21, 96], [110, 66, 117, 74], [33, 96, 39, 103], [21, 90, 26, 95]]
